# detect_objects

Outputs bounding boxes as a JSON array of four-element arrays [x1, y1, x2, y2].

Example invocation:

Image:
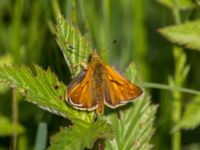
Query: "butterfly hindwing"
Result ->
[[67, 69, 86, 90], [104, 65, 143, 108], [67, 68, 97, 110]]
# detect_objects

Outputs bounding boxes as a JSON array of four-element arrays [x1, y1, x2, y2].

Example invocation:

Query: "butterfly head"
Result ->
[[88, 50, 102, 63]]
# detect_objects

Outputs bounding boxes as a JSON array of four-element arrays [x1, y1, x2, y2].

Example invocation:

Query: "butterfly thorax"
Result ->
[[90, 50, 102, 62]]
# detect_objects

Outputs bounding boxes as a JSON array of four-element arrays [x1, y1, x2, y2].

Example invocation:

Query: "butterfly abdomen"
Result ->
[[92, 62, 105, 114]]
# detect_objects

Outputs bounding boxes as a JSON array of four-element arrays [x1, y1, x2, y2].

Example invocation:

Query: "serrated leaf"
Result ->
[[0, 115, 25, 136], [175, 95, 200, 130], [158, 0, 194, 10], [49, 120, 113, 150], [160, 20, 200, 51], [54, 11, 91, 77], [0, 65, 94, 124], [105, 63, 157, 150]]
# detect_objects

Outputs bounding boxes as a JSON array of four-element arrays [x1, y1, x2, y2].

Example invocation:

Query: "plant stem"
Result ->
[[171, 1, 182, 150], [172, 0, 181, 24], [172, 85, 181, 150], [12, 88, 18, 150], [142, 82, 200, 95]]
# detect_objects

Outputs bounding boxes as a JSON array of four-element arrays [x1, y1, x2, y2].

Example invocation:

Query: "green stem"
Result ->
[[172, 87, 181, 150], [172, 1, 182, 149], [12, 89, 18, 150], [142, 82, 200, 95], [172, 0, 181, 24]]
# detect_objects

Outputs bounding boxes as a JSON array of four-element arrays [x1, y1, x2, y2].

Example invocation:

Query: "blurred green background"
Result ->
[[0, 0, 200, 150]]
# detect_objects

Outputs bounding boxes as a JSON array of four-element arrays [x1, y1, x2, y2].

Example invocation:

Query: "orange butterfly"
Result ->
[[66, 50, 143, 114]]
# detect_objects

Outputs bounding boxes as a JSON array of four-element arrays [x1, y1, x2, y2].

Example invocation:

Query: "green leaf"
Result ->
[[54, 10, 91, 77], [0, 65, 94, 124], [159, 20, 200, 51], [0, 115, 25, 136], [0, 54, 13, 93], [158, 0, 194, 10], [49, 120, 113, 150], [0, 54, 13, 66], [105, 63, 157, 150], [175, 95, 200, 130]]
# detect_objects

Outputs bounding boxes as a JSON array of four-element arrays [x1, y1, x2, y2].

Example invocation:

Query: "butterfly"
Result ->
[[66, 50, 143, 114]]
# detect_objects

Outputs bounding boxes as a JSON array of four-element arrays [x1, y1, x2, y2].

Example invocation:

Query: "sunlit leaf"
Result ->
[[158, 0, 194, 10], [160, 20, 200, 51], [0, 65, 94, 124], [0, 54, 13, 66], [54, 10, 91, 77], [49, 120, 113, 150], [175, 95, 200, 130], [0, 54, 13, 93]]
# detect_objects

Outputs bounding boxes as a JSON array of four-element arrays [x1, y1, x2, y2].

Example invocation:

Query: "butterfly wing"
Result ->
[[104, 65, 143, 108], [67, 68, 97, 110]]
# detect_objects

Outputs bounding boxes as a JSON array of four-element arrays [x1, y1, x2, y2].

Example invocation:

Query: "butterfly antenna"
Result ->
[[101, 40, 117, 55]]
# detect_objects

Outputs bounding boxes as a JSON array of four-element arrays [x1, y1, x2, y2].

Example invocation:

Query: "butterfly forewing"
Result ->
[[104, 65, 143, 108], [67, 68, 97, 110]]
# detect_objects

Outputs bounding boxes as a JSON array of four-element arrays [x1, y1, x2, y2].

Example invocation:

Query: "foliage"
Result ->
[[160, 21, 200, 51], [49, 120, 113, 150], [158, 0, 194, 10], [0, 6, 157, 149], [53, 6, 91, 77], [0, 64, 113, 149], [175, 95, 200, 130], [105, 63, 157, 150], [0, 54, 12, 93], [0, 0, 200, 150], [49, 10, 154, 149], [0, 65, 93, 124]]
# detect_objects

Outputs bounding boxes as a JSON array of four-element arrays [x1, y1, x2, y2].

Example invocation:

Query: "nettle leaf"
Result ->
[[175, 95, 200, 130], [159, 20, 200, 51], [158, 0, 194, 10], [105, 63, 157, 150], [49, 120, 113, 150], [54, 11, 91, 77], [0, 65, 94, 124]]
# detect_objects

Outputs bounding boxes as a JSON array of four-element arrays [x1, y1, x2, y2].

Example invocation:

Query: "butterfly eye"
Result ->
[[88, 54, 92, 62]]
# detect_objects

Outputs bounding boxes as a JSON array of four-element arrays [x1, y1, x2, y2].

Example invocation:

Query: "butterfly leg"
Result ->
[[71, 62, 88, 70]]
